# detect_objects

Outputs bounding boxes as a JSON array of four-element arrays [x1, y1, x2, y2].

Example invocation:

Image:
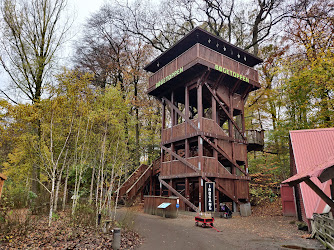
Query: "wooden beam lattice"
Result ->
[[158, 177, 199, 212], [204, 82, 246, 142], [162, 97, 247, 176], [161, 145, 199, 173], [212, 72, 226, 90], [162, 136, 241, 203], [214, 179, 240, 204], [304, 178, 334, 210], [126, 165, 152, 195]]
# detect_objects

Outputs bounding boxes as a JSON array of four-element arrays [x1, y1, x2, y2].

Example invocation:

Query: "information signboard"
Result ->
[[205, 182, 215, 212], [157, 202, 171, 209]]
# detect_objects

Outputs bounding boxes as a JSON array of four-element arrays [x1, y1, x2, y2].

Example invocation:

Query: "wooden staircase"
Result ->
[[118, 157, 161, 204], [118, 164, 151, 203]]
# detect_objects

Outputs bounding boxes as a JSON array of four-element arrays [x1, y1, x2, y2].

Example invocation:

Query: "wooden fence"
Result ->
[[144, 196, 179, 218], [313, 213, 334, 249]]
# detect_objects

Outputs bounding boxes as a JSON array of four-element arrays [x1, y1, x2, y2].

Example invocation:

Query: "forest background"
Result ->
[[0, 0, 333, 227]]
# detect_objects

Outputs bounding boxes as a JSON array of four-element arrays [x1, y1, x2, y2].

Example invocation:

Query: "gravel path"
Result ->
[[120, 209, 325, 250]]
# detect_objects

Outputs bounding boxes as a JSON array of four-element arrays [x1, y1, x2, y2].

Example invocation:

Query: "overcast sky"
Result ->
[[71, 0, 106, 28], [66, 0, 106, 54]]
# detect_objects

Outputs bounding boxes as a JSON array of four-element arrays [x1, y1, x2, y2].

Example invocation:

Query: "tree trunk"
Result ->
[[62, 164, 69, 211], [48, 170, 56, 226], [89, 162, 96, 204]]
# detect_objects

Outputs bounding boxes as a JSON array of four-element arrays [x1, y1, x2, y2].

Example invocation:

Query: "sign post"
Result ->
[[176, 198, 180, 215], [205, 182, 215, 212]]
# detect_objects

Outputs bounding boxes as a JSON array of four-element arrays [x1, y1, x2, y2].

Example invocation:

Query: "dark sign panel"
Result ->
[[205, 182, 215, 212]]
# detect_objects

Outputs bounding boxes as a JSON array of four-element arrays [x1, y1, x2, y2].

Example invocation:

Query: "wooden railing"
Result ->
[[148, 43, 259, 90], [160, 156, 251, 180], [161, 118, 229, 143], [118, 164, 151, 199], [313, 213, 334, 249], [246, 130, 264, 145]]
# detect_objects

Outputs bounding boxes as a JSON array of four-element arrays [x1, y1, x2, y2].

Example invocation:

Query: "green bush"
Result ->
[[2, 185, 29, 209], [71, 203, 96, 227], [249, 186, 278, 205]]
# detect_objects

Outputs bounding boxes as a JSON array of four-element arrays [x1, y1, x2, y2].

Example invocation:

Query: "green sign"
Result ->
[[215, 64, 249, 83], [155, 67, 184, 88]]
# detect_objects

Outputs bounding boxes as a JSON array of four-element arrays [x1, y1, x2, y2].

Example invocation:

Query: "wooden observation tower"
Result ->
[[118, 27, 264, 213], [144, 27, 263, 212]]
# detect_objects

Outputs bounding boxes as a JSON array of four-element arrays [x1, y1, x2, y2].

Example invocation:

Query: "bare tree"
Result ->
[[0, 0, 70, 103], [202, 0, 235, 42], [109, 0, 289, 56], [0, 0, 71, 194]]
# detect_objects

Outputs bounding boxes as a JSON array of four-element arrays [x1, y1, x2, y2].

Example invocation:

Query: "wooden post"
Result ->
[[169, 179, 173, 197], [198, 83, 204, 212], [185, 177, 189, 211], [150, 175, 153, 195], [162, 101, 166, 130], [212, 91, 219, 174], [185, 178, 189, 199], [171, 91, 175, 126], [199, 177, 203, 212], [216, 187, 219, 212], [304, 178, 334, 210], [141, 189, 144, 202], [161, 102, 165, 183], [185, 86, 190, 173], [241, 99, 247, 173], [185, 139, 189, 174], [160, 181, 162, 196], [171, 92, 175, 164], [229, 92, 235, 175]]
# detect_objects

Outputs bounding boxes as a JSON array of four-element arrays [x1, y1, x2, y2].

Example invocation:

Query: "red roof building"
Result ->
[[282, 128, 334, 229]]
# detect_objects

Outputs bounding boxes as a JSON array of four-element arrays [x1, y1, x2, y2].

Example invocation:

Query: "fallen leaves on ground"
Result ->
[[251, 198, 283, 217], [0, 211, 142, 249]]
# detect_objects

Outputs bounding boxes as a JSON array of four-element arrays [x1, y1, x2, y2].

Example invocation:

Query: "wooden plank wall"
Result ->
[[162, 118, 229, 143], [148, 43, 259, 89], [144, 196, 182, 218]]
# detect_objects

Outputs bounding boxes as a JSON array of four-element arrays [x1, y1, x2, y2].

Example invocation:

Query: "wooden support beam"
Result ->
[[185, 178, 189, 199], [215, 187, 219, 212], [150, 175, 153, 195], [199, 176, 203, 211], [159, 177, 199, 212], [212, 72, 226, 90], [304, 178, 334, 210], [161, 131, 243, 145], [197, 69, 211, 87], [162, 102, 166, 129], [185, 86, 189, 135], [160, 173, 249, 180], [204, 82, 246, 141], [242, 85, 252, 99], [214, 179, 240, 204], [231, 79, 241, 94], [162, 97, 247, 176], [319, 166, 334, 183], [161, 144, 242, 204], [161, 145, 199, 173]]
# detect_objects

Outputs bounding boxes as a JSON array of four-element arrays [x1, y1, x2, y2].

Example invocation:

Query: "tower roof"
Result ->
[[144, 27, 263, 73]]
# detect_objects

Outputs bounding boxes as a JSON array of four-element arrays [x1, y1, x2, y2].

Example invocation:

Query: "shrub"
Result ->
[[71, 203, 96, 227]]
